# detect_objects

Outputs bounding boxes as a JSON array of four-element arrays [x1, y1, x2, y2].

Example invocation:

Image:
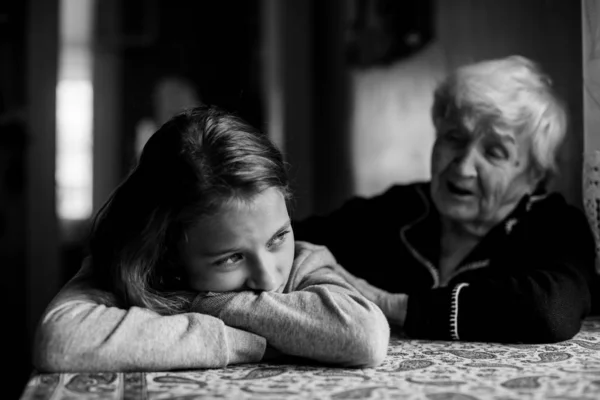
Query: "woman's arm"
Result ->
[[332, 256, 592, 344], [33, 259, 267, 372], [343, 200, 598, 344], [191, 242, 390, 368], [406, 266, 593, 343], [418, 200, 597, 344]]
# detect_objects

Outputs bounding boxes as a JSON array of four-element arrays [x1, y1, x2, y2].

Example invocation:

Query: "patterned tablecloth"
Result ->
[[19, 317, 600, 400]]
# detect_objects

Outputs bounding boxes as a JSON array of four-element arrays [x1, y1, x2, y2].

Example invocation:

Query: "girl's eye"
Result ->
[[213, 253, 243, 269], [268, 230, 290, 249]]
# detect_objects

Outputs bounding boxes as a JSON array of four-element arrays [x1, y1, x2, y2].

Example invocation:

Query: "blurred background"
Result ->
[[1, 0, 599, 395]]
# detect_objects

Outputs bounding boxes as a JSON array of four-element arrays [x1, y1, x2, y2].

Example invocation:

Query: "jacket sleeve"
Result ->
[[405, 202, 597, 344], [33, 259, 266, 372], [292, 189, 395, 273], [191, 242, 390, 368], [292, 184, 422, 279]]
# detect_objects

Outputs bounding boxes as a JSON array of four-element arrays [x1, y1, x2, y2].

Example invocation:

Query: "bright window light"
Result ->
[[56, 80, 93, 220], [56, 0, 94, 222]]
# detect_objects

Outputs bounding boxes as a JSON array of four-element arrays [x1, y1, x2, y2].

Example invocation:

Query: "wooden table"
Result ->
[[20, 317, 600, 399]]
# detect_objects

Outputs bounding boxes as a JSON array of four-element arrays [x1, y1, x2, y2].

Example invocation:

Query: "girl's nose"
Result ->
[[246, 255, 279, 291]]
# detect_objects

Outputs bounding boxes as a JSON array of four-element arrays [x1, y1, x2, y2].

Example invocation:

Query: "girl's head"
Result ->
[[90, 105, 294, 314]]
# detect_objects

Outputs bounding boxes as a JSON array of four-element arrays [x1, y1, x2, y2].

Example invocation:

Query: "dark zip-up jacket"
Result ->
[[293, 182, 598, 344]]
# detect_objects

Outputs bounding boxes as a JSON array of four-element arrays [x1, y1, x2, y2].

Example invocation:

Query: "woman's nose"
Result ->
[[453, 146, 478, 178], [246, 256, 279, 291]]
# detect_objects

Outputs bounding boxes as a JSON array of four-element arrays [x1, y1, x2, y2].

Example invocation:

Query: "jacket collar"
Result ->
[[400, 184, 546, 286]]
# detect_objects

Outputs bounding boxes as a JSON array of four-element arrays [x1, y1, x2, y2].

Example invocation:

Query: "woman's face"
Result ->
[[180, 187, 295, 292], [430, 116, 539, 234]]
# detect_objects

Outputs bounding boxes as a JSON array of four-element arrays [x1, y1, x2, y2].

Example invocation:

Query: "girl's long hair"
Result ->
[[89, 105, 290, 314]]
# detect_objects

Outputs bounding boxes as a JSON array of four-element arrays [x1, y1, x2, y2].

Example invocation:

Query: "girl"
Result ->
[[33, 106, 389, 372]]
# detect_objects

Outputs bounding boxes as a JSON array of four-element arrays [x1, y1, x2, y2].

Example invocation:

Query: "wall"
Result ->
[[351, 44, 443, 196]]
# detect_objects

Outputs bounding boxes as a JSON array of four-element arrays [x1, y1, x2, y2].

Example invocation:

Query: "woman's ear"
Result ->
[[528, 165, 548, 194]]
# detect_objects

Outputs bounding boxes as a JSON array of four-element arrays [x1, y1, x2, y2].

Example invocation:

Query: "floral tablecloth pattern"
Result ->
[[20, 317, 600, 400]]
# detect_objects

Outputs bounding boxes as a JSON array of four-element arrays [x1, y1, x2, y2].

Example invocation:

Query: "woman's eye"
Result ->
[[444, 129, 466, 144], [214, 253, 243, 268], [268, 230, 290, 249], [487, 146, 508, 160]]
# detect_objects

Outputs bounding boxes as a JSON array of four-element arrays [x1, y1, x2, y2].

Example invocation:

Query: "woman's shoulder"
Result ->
[[514, 191, 595, 255], [525, 191, 588, 228]]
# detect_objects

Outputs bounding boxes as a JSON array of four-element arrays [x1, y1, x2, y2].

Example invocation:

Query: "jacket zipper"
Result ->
[[400, 186, 490, 288]]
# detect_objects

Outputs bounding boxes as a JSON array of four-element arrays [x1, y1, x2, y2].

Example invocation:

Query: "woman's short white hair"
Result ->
[[431, 55, 567, 176]]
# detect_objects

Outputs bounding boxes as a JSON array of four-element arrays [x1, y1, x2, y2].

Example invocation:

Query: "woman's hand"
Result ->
[[331, 264, 408, 326]]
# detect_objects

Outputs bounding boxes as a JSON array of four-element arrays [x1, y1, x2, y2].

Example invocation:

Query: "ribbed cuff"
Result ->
[[404, 288, 453, 340], [225, 326, 267, 365]]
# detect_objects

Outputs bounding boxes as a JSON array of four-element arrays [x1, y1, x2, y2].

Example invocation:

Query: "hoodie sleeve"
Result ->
[[32, 258, 266, 372], [191, 241, 390, 368]]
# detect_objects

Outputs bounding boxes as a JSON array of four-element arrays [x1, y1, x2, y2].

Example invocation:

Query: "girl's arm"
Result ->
[[33, 259, 266, 372], [191, 242, 390, 368]]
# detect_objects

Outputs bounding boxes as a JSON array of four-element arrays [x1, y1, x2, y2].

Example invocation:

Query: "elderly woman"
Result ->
[[293, 55, 598, 343]]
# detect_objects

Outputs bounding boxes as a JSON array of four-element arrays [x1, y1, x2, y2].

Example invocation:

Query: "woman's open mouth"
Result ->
[[447, 181, 476, 197]]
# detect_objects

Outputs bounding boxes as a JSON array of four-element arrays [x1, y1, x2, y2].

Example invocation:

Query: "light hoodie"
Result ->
[[33, 241, 389, 372]]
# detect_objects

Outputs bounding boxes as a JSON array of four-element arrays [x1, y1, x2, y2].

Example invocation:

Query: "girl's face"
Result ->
[[180, 187, 295, 292]]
